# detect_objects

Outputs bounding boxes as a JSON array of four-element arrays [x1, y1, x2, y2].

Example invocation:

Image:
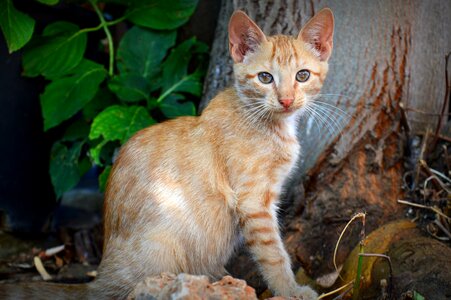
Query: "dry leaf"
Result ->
[[34, 256, 52, 281], [316, 265, 343, 288], [86, 270, 97, 278], [45, 244, 65, 257]]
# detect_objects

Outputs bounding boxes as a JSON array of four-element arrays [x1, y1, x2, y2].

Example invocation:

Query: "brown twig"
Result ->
[[421, 160, 451, 192], [318, 280, 354, 299], [397, 199, 450, 221], [399, 102, 411, 134], [379, 279, 389, 300], [417, 131, 451, 143], [332, 285, 354, 300], [333, 212, 366, 280], [358, 253, 394, 297], [414, 130, 430, 188], [433, 219, 451, 239], [432, 52, 451, 149]]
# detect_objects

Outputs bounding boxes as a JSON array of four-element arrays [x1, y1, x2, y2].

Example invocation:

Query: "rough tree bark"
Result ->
[[200, 0, 451, 291]]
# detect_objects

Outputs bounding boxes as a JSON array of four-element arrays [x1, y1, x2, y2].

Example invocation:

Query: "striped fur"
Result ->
[[98, 8, 334, 299], [0, 8, 335, 300]]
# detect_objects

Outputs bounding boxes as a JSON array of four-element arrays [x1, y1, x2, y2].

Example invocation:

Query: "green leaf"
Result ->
[[90, 140, 108, 166], [89, 105, 155, 163], [117, 26, 176, 79], [90, 105, 155, 143], [193, 40, 209, 54], [173, 68, 203, 96], [108, 73, 151, 102], [99, 165, 112, 192], [161, 38, 195, 91], [157, 68, 203, 103], [0, 0, 35, 53], [62, 119, 90, 142], [160, 94, 196, 118], [78, 156, 91, 178], [36, 0, 59, 5], [40, 59, 107, 131], [50, 141, 84, 198], [127, 0, 198, 30], [23, 21, 87, 78], [83, 88, 116, 121], [158, 38, 204, 101], [413, 291, 425, 300]]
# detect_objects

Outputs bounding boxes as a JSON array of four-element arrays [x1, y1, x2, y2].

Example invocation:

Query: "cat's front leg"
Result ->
[[238, 193, 318, 299]]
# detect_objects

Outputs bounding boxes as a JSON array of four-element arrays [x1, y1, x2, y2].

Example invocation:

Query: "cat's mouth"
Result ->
[[277, 106, 300, 115]]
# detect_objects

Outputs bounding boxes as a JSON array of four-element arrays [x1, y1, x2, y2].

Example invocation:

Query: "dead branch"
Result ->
[[397, 199, 450, 221]]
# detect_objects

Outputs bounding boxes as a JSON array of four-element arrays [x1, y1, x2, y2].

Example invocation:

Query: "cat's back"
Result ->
[[104, 93, 233, 234], [129, 115, 200, 150], [121, 88, 235, 155]]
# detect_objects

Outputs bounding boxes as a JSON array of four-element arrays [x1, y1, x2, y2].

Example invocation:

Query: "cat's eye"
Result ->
[[296, 70, 310, 82], [258, 72, 274, 84]]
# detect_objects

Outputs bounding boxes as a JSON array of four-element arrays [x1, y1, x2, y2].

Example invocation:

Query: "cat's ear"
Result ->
[[228, 10, 267, 63], [298, 8, 334, 61]]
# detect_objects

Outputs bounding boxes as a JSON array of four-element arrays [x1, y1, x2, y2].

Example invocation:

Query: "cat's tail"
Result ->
[[0, 281, 111, 300]]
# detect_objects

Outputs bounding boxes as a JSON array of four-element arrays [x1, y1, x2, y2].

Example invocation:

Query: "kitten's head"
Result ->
[[229, 9, 334, 119]]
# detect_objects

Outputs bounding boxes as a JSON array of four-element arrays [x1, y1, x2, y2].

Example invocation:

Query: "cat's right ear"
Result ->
[[228, 11, 267, 63]]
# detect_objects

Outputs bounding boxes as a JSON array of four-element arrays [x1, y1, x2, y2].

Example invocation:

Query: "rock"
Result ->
[[128, 273, 257, 300], [335, 220, 451, 299], [387, 236, 451, 299]]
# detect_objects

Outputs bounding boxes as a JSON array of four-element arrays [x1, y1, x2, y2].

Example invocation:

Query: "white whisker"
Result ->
[[309, 103, 349, 130], [305, 98, 348, 138], [305, 104, 336, 137], [310, 106, 346, 136], [303, 106, 322, 133], [311, 99, 353, 119]]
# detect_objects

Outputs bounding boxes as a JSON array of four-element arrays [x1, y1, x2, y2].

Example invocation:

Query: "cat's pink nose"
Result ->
[[278, 98, 294, 109]]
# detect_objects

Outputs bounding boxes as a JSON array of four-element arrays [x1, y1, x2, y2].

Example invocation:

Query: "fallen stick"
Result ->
[[397, 199, 450, 221]]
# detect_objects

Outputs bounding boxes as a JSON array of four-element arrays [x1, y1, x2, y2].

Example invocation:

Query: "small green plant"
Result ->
[[319, 213, 395, 299], [1, 0, 208, 197]]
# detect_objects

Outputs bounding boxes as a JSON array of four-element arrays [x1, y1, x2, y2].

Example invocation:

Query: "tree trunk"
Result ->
[[201, 0, 451, 289]]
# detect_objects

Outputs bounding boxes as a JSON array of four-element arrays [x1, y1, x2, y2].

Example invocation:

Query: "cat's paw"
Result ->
[[293, 285, 318, 300]]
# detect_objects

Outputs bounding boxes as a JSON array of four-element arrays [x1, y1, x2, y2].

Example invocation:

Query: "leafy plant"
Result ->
[[0, 0, 208, 197]]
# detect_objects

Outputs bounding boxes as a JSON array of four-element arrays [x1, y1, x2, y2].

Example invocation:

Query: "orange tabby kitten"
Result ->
[[0, 8, 334, 300], [97, 8, 333, 299]]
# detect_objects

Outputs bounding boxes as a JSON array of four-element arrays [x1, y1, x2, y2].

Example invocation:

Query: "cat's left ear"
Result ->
[[228, 10, 267, 63], [298, 8, 334, 61]]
